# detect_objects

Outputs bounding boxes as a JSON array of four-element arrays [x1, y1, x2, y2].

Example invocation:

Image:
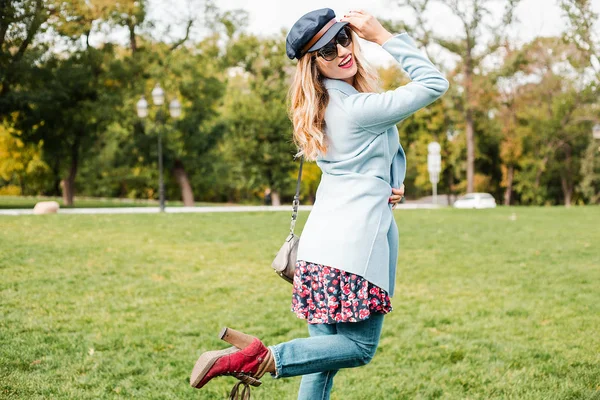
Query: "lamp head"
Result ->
[[151, 84, 165, 106], [136, 96, 148, 118]]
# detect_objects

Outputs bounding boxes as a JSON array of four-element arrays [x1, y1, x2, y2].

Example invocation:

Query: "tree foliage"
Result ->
[[0, 1, 598, 206]]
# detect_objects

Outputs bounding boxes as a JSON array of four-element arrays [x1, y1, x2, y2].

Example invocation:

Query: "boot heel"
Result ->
[[219, 327, 256, 349]]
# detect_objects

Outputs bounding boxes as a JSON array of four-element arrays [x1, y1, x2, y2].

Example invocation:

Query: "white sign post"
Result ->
[[427, 142, 442, 206], [593, 124, 600, 140]]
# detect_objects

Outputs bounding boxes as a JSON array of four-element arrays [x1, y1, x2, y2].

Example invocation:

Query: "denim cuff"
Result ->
[[268, 344, 282, 379]]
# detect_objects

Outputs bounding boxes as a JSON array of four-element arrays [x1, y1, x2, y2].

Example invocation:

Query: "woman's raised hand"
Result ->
[[340, 10, 393, 46]]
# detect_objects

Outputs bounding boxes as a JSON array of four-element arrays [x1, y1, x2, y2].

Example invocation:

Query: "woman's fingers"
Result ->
[[341, 11, 391, 45], [390, 184, 406, 205], [342, 12, 367, 25], [340, 24, 362, 39], [340, 15, 364, 25], [391, 186, 405, 197], [340, 16, 368, 39]]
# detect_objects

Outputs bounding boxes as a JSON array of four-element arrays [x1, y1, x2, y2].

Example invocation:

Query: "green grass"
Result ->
[[0, 196, 235, 209], [1, 207, 599, 399]]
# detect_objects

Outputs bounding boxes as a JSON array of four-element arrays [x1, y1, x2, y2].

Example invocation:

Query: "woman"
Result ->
[[190, 8, 448, 399]]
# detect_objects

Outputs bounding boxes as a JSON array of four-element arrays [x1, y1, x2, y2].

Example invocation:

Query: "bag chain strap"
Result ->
[[289, 156, 304, 236]]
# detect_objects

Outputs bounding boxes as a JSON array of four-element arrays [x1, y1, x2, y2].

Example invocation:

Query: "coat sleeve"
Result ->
[[343, 33, 449, 134]]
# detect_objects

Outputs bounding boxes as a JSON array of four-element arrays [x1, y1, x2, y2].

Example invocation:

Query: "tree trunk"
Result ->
[[119, 181, 128, 198], [61, 179, 72, 206], [228, 191, 236, 203], [271, 191, 281, 206], [561, 175, 572, 207], [53, 177, 61, 197], [446, 168, 454, 205], [50, 158, 61, 196], [128, 20, 137, 53], [465, 36, 475, 194], [465, 108, 475, 193], [560, 145, 573, 208], [173, 160, 195, 207], [62, 137, 80, 206], [62, 167, 77, 207], [503, 165, 514, 206], [18, 174, 25, 195]]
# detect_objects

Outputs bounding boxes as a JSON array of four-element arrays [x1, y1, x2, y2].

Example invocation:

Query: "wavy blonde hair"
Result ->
[[288, 31, 379, 161]]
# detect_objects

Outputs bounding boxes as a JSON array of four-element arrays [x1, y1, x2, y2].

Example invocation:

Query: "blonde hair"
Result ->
[[288, 31, 379, 161]]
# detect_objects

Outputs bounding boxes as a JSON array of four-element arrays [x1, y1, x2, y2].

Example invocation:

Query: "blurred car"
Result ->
[[453, 193, 497, 209]]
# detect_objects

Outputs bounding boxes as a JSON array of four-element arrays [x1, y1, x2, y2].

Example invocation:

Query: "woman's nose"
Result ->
[[337, 43, 350, 58]]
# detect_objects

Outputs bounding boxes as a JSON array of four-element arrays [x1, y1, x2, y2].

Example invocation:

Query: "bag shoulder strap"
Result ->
[[289, 156, 304, 235]]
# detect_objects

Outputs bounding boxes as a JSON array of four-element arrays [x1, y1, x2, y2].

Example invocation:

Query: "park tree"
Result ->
[[120, 4, 242, 205], [498, 37, 597, 206], [560, 0, 599, 81], [0, 115, 49, 195], [17, 46, 126, 205], [1, 0, 233, 206], [379, 63, 454, 199], [390, 0, 521, 193], [497, 82, 523, 205], [49, 0, 143, 47], [2, 0, 598, 207], [493, 0, 599, 206], [579, 140, 600, 204], [560, 0, 600, 204], [0, 0, 138, 108], [0, 0, 144, 204], [145, 36, 226, 206], [494, 39, 530, 205], [0, 0, 51, 116], [217, 32, 297, 205], [378, 49, 500, 202]]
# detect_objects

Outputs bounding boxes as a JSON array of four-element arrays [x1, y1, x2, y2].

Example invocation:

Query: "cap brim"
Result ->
[[306, 21, 349, 54]]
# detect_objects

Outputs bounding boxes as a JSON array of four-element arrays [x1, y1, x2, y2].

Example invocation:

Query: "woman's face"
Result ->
[[315, 29, 358, 85]]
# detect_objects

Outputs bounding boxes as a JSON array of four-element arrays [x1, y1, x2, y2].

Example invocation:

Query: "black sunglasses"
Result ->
[[315, 27, 353, 61]]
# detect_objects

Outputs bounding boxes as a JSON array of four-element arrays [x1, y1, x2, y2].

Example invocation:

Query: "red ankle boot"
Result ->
[[190, 329, 271, 390]]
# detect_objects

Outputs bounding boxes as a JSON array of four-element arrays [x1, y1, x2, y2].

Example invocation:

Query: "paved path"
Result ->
[[0, 203, 442, 216]]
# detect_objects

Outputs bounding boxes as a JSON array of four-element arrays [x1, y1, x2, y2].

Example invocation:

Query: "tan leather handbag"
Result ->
[[271, 157, 303, 284]]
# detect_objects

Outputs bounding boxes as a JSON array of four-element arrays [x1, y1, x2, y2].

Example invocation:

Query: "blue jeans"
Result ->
[[269, 312, 385, 400]]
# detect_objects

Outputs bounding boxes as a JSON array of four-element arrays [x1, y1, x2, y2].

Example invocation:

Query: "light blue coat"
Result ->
[[296, 33, 449, 296]]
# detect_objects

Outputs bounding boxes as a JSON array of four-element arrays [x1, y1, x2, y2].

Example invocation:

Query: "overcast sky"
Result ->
[[94, 0, 600, 69], [210, 0, 580, 68], [215, 0, 569, 40]]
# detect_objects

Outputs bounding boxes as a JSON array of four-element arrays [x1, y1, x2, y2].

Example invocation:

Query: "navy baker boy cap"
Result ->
[[286, 8, 349, 60]]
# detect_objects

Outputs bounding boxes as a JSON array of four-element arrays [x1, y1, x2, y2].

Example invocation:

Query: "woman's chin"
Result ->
[[332, 67, 357, 82]]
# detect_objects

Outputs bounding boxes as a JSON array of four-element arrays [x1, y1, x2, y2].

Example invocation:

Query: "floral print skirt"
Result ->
[[291, 260, 392, 324]]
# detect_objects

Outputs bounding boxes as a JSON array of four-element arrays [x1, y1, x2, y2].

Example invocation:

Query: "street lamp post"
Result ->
[[136, 84, 181, 212]]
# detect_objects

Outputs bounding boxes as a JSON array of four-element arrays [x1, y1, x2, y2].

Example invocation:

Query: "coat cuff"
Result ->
[[380, 32, 409, 48]]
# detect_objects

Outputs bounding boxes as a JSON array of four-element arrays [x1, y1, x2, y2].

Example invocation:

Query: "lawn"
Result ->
[[1, 207, 599, 399]]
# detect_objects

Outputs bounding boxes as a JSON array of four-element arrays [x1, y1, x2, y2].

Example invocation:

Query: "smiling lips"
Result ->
[[339, 54, 354, 69]]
